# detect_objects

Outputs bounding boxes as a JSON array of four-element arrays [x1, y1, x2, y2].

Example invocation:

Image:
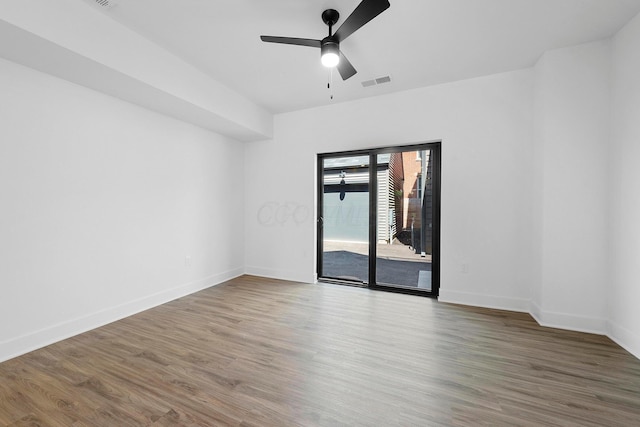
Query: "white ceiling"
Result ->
[[97, 0, 640, 114]]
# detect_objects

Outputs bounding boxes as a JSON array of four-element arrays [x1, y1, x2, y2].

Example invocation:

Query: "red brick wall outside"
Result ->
[[401, 151, 423, 230]]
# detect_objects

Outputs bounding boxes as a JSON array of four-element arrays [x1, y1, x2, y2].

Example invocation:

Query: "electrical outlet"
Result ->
[[461, 263, 469, 273], [185, 255, 192, 267]]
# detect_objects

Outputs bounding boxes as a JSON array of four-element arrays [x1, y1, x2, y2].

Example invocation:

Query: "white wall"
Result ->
[[531, 41, 611, 334], [609, 12, 640, 357], [245, 69, 535, 310], [0, 57, 244, 362]]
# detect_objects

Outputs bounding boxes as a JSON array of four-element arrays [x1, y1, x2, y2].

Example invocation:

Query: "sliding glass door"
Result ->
[[317, 143, 440, 296]]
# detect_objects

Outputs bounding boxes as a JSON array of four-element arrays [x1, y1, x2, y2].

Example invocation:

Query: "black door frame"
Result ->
[[317, 142, 441, 297]]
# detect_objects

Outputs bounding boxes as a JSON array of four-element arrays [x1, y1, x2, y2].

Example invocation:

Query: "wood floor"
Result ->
[[1, 276, 640, 426]]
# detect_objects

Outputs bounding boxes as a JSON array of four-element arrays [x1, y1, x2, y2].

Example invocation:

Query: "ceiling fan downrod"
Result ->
[[322, 9, 340, 36]]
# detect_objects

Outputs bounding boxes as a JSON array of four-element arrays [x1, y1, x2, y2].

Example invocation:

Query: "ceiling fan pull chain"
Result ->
[[329, 68, 334, 100]]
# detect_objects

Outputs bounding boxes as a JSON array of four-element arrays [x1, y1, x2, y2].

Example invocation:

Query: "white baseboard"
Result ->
[[244, 266, 313, 284], [6, 273, 637, 364], [532, 308, 639, 359], [440, 291, 609, 336], [529, 300, 543, 323], [529, 306, 607, 335], [607, 320, 640, 360], [0, 268, 243, 363], [438, 289, 530, 313]]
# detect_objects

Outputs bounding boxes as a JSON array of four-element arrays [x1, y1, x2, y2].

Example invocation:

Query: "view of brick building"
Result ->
[[390, 150, 433, 255]]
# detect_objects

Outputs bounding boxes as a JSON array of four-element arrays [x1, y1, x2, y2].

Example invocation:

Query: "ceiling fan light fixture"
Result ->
[[321, 42, 340, 68], [321, 52, 340, 68]]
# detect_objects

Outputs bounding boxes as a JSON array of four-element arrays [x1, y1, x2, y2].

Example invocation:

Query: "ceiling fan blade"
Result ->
[[337, 51, 357, 80], [260, 36, 321, 48], [334, 0, 390, 43]]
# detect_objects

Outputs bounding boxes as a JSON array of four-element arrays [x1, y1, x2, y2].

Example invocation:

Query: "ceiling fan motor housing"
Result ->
[[321, 38, 340, 58]]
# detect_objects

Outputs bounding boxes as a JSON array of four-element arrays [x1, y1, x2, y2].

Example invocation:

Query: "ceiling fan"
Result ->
[[260, 0, 391, 81]]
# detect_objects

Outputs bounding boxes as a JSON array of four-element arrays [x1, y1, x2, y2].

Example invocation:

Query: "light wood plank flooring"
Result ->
[[1, 276, 640, 426]]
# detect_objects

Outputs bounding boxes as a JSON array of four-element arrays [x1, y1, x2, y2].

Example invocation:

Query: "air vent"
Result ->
[[86, 0, 117, 9], [361, 75, 392, 88]]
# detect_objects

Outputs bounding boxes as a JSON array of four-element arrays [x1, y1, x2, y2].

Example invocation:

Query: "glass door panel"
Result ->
[[319, 155, 370, 284], [375, 149, 434, 291]]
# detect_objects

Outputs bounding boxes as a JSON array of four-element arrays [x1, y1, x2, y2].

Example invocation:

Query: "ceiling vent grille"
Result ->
[[361, 75, 392, 88], [87, 0, 116, 9]]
